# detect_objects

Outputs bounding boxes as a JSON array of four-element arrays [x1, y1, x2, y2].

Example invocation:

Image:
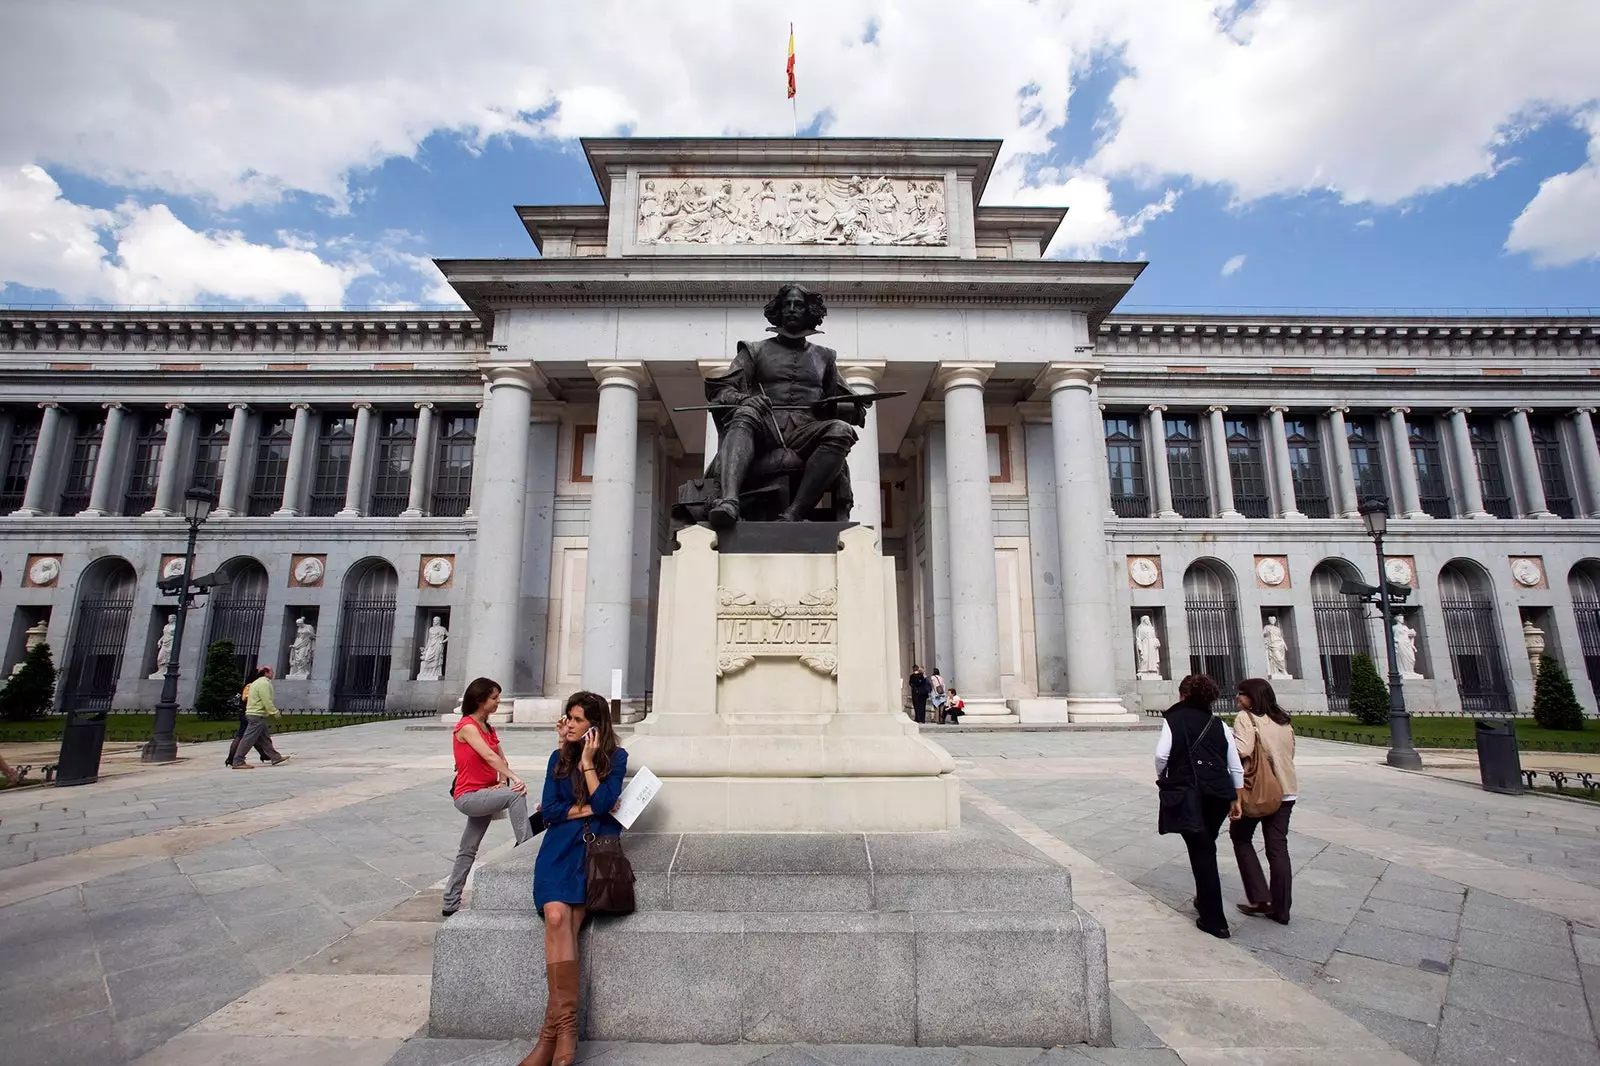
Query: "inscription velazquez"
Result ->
[[716, 585, 838, 678]]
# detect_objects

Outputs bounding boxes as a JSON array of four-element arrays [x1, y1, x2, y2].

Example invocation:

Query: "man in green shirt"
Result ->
[[232, 667, 290, 769]]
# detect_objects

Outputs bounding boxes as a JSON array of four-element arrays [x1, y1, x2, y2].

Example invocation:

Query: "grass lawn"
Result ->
[[1290, 715, 1598, 753], [0, 712, 402, 746]]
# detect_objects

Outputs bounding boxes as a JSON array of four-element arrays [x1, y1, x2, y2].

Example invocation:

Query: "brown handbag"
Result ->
[[1239, 718, 1285, 819], [583, 821, 636, 915]]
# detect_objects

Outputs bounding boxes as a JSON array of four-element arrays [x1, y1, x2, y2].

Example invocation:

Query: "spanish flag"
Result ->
[[786, 24, 796, 99]]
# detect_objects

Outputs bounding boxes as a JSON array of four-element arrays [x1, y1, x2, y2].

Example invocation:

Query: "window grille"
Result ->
[[1284, 418, 1329, 518], [1165, 417, 1208, 518], [1530, 417, 1573, 518], [1440, 597, 1513, 715], [1310, 565, 1372, 711], [1408, 419, 1452, 518], [333, 564, 398, 712], [309, 413, 355, 517], [121, 413, 167, 515], [1469, 418, 1512, 518], [1103, 416, 1148, 517], [205, 563, 268, 679], [249, 415, 295, 516], [0, 415, 39, 512], [59, 416, 104, 515], [1575, 593, 1600, 703], [189, 415, 230, 496], [1345, 418, 1387, 503], [431, 413, 477, 517], [61, 564, 136, 712], [369, 413, 416, 517], [1183, 562, 1245, 712], [1225, 417, 1270, 518]]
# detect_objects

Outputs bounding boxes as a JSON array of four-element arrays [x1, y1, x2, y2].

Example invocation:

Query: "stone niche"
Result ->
[[626, 522, 958, 833]]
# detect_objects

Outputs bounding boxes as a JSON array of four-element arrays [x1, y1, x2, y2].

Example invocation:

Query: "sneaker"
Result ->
[[442, 907, 458, 918], [230, 763, 254, 770], [269, 755, 291, 766]]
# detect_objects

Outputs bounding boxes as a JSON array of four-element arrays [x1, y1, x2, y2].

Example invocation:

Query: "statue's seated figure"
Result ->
[[674, 284, 865, 528]]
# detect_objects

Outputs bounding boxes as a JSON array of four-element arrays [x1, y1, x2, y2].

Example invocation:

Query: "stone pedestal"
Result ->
[[628, 522, 957, 833]]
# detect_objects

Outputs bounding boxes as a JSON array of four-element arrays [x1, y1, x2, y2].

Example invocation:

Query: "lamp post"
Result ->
[[142, 486, 216, 763], [1358, 496, 1422, 769]]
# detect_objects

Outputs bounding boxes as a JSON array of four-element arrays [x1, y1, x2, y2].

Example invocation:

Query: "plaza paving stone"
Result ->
[[0, 723, 1597, 1064]]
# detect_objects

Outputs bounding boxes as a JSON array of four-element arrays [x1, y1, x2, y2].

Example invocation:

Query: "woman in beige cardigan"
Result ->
[[1229, 678, 1298, 924]]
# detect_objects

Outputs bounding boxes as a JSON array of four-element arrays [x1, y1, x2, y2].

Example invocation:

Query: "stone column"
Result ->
[[1448, 407, 1490, 519], [464, 367, 537, 684], [273, 403, 314, 516], [463, 386, 490, 518], [1327, 406, 1359, 516], [1206, 406, 1238, 517], [1040, 364, 1136, 723], [82, 403, 128, 516], [581, 362, 647, 696], [1387, 407, 1425, 518], [1509, 407, 1552, 518], [1146, 404, 1178, 517], [1572, 407, 1600, 518], [1266, 405, 1303, 519], [402, 402, 436, 517], [336, 403, 375, 517], [14, 403, 63, 516], [935, 362, 1006, 714], [212, 403, 251, 517], [146, 404, 189, 516], [839, 360, 886, 538]]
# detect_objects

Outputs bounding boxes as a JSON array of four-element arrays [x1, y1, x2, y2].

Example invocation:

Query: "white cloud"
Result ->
[[0, 165, 367, 305], [1221, 254, 1246, 277], [1506, 112, 1600, 266]]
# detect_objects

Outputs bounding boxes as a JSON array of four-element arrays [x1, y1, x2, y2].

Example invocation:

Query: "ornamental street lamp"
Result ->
[[1358, 496, 1422, 770], [141, 486, 216, 763]]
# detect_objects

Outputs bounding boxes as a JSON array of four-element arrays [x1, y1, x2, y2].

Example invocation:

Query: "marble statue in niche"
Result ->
[[1134, 615, 1162, 679], [417, 617, 449, 682], [287, 617, 316, 680], [1262, 616, 1292, 680], [637, 175, 946, 246], [149, 614, 176, 679], [1393, 616, 1424, 680]]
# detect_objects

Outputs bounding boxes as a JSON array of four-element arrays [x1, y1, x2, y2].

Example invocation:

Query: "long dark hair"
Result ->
[[1237, 677, 1291, 726], [462, 677, 501, 718], [556, 690, 618, 806]]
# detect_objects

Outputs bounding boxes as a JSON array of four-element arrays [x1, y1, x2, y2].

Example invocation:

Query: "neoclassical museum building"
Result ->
[[1, 137, 1597, 722]]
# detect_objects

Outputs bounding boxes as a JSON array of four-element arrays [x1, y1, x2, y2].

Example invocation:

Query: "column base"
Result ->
[[271, 508, 302, 517], [1066, 696, 1140, 725], [1524, 511, 1556, 519], [955, 698, 1020, 724], [1403, 511, 1432, 520], [1279, 510, 1306, 520], [211, 507, 236, 518], [142, 508, 174, 518], [1217, 509, 1242, 518], [77, 508, 110, 517], [335, 507, 363, 518], [1465, 510, 1493, 519], [1155, 510, 1180, 519], [399, 507, 424, 518], [8, 507, 42, 517]]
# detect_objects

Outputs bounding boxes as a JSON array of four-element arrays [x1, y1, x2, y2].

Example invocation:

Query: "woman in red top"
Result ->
[[443, 677, 540, 917]]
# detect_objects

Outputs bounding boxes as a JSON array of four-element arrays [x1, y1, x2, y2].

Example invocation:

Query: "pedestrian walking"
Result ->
[[908, 664, 931, 722], [225, 667, 274, 767], [1230, 677, 1297, 925], [1155, 674, 1244, 939], [230, 667, 288, 769], [442, 677, 540, 918], [523, 690, 629, 1066]]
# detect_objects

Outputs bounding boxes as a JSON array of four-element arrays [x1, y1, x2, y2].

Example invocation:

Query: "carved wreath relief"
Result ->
[[637, 176, 947, 247], [715, 586, 839, 678]]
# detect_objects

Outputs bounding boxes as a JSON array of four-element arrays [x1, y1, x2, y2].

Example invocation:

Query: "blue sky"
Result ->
[[2, 1, 1597, 312]]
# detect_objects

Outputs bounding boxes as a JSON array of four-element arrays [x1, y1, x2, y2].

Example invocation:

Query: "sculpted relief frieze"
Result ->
[[715, 586, 839, 678], [637, 176, 947, 247]]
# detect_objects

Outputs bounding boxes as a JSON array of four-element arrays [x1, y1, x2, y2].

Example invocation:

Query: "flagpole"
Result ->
[[792, 96, 798, 138]]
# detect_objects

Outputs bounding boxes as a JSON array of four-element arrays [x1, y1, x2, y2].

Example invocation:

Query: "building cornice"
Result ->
[[0, 312, 485, 358]]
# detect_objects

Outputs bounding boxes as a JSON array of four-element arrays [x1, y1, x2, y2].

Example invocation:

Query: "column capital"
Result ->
[[165, 402, 188, 413], [353, 401, 373, 411], [1206, 404, 1228, 415], [1512, 405, 1535, 416], [1327, 405, 1350, 415], [1268, 404, 1290, 415], [291, 401, 316, 412], [1574, 406, 1597, 417], [588, 360, 649, 391], [838, 360, 888, 388], [1032, 362, 1100, 395], [1146, 403, 1168, 414], [932, 361, 994, 392], [228, 401, 250, 412], [37, 401, 59, 411], [483, 364, 543, 393], [100, 402, 126, 412], [414, 400, 436, 412], [1449, 406, 1473, 416], [1388, 406, 1411, 416]]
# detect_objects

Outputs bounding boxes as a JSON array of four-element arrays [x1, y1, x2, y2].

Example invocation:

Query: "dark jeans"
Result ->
[[1231, 800, 1295, 920], [1182, 794, 1235, 934], [911, 692, 927, 723]]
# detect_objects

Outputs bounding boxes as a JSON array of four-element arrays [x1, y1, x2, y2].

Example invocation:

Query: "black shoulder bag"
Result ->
[[583, 820, 636, 915], [1157, 717, 1215, 836]]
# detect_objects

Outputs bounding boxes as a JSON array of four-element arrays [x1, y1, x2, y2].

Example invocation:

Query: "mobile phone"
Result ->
[[583, 727, 596, 742]]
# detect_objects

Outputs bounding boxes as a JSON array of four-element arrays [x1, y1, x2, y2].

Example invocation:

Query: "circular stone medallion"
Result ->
[[27, 557, 61, 587], [293, 556, 325, 586], [1510, 558, 1543, 588], [1384, 557, 1415, 587], [161, 556, 186, 580], [1255, 558, 1286, 587], [422, 557, 453, 587], [1128, 557, 1160, 587]]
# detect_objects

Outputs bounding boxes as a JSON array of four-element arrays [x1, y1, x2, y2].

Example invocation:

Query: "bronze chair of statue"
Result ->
[[672, 448, 854, 526]]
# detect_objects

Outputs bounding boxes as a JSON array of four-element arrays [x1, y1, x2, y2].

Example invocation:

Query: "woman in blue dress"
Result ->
[[521, 691, 627, 1066]]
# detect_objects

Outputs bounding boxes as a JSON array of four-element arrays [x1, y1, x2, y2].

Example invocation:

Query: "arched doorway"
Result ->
[[1183, 559, 1244, 710], [1439, 560, 1512, 715], [205, 557, 269, 679], [1311, 559, 1373, 711], [62, 558, 137, 711], [1569, 561, 1600, 702], [333, 559, 398, 712]]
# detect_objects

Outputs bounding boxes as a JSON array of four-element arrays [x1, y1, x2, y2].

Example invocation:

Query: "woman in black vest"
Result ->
[[1156, 674, 1245, 938]]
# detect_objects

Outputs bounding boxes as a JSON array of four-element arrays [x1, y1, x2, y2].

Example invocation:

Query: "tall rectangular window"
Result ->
[[1225, 417, 1269, 518], [1408, 418, 1451, 518], [59, 416, 104, 515], [1104, 415, 1147, 517], [189, 414, 229, 497], [0, 415, 39, 512], [1284, 418, 1329, 518], [1345, 418, 1387, 504], [572, 425, 597, 483], [1530, 417, 1573, 518], [431, 413, 476, 517], [124, 413, 166, 515], [985, 427, 1013, 483], [1469, 418, 1511, 518], [309, 413, 355, 516], [249, 415, 295, 516], [1166, 416, 1207, 518], [369, 413, 416, 517]]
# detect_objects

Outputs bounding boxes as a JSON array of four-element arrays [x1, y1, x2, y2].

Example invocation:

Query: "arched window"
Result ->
[[1439, 561, 1512, 715], [1183, 560, 1244, 709], [62, 558, 137, 711], [1310, 560, 1374, 711], [1570, 561, 1600, 702], [333, 559, 398, 712], [205, 558, 269, 680]]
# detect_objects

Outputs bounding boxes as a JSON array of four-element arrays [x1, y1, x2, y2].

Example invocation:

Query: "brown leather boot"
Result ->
[[550, 959, 581, 1066], [516, 963, 562, 1066]]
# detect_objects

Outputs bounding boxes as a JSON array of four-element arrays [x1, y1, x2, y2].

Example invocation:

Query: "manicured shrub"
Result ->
[[1348, 653, 1390, 727], [1531, 655, 1585, 731], [0, 642, 57, 722], [195, 640, 244, 722]]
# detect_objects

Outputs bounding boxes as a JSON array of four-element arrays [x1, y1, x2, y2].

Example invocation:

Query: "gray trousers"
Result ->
[[443, 786, 533, 909], [231, 715, 281, 766]]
